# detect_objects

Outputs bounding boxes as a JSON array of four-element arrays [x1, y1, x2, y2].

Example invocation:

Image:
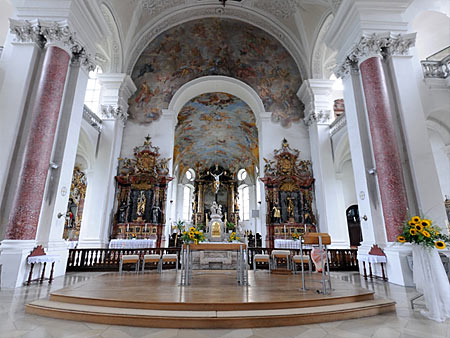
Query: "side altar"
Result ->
[[112, 136, 173, 247], [261, 139, 317, 247]]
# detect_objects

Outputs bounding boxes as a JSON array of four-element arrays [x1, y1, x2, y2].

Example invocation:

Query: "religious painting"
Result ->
[[174, 92, 259, 175], [129, 18, 303, 127]]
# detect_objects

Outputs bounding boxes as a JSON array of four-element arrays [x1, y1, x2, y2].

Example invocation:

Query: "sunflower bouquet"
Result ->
[[180, 225, 205, 245], [228, 231, 240, 242], [291, 232, 300, 241], [397, 216, 450, 249]]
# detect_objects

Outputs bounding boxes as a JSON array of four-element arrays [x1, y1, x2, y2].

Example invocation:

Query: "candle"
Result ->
[[127, 224, 129, 232], [144, 224, 147, 232], [284, 225, 286, 233]]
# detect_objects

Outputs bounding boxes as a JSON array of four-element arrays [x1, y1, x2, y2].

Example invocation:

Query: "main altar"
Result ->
[[111, 136, 173, 247], [261, 139, 317, 247]]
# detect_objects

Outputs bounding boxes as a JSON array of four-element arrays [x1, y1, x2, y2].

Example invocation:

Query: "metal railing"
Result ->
[[247, 247, 359, 271]]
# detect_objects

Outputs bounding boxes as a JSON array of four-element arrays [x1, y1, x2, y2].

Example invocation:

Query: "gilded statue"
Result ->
[[137, 191, 146, 216], [272, 205, 281, 223], [286, 196, 295, 219]]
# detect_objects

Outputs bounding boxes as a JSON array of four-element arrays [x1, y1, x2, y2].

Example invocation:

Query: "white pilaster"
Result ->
[[298, 79, 350, 248], [78, 74, 136, 248], [387, 52, 448, 228], [0, 25, 42, 214]]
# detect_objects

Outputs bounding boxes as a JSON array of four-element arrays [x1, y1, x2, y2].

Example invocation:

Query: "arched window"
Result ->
[[84, 66, 103, 115], [238, 184, 250, 221], [182, 186, 192, 221]]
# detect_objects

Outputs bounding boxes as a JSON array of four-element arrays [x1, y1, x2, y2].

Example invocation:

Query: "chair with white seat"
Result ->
[[119, 254, 140, 274], [253, 253, 271, 272], [160, 253, 178, 273], [271, 250, 291, 269], [142, 254, 161, 273]]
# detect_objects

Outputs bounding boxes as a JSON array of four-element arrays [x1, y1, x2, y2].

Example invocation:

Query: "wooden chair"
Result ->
[[142, 254, 161, 273], [271, 250, 291, 270], [160, 253, 178, 273], [292, 254, 312, 274], [119, 254, 140, 274], [253, 253, 271, 272]]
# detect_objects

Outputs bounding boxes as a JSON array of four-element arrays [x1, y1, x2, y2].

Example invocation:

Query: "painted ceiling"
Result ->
[[128, 18, 303, 127], [174, 92, 259, 175]]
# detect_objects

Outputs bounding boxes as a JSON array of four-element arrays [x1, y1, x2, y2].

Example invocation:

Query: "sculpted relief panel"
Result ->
[[128, 18, 303, 127]]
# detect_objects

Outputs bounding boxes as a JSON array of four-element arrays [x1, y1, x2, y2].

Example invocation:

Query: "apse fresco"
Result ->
[[129, 18, 303, 127], [174, 92, 259, 175]]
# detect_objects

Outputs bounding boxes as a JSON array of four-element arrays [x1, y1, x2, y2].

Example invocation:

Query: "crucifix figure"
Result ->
[[208, 164, 225, 194]]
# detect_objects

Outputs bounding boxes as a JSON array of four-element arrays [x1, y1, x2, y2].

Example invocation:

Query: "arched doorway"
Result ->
[[346, 205, 362, 247]]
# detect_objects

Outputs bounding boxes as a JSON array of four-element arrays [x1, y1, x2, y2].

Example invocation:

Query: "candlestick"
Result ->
[[126, 224, 129, 232]]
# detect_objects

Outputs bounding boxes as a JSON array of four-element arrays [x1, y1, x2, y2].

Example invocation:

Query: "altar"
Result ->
[[180, 242, 248, 286]]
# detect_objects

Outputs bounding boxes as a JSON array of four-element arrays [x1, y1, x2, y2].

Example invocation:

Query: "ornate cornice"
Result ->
[[9, 18, 44, 47], [253, 0, 299, 20], [9, 19, 96, 71], [303, 110, 331, 127], [335, 32, 416, 78], [141, 0, 185, 16], [101, 105, 128, 122], [83, 105, 103, 133]]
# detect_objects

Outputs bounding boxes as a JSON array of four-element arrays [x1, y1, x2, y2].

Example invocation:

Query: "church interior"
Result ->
[[0, 0, 449, 336]]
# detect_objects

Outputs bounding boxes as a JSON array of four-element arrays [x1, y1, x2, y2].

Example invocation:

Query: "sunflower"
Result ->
[[183, 231, 187, 235], [408, 220, 415, 226], [195, 230, 200, 235], [189, 227, 195, 232], [415, 224, 424, 232], [422, 230, 430, 238], [411, 216, 421, 224], [421, 219, 431, 227], [397, 235, 406, 243], [410, 228, 417, 236], [435, 241, 446, 249]]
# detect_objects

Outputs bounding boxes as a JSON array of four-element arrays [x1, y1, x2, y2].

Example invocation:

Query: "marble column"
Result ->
[[359, 56, 408, 242], [6, 46, 70, 240]]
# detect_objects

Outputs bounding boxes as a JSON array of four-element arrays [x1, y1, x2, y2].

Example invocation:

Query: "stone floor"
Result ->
[[0, 271, 448, 338]]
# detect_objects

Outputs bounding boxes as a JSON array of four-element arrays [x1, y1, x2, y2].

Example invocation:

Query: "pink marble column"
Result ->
[[359, 56, 408, 241], [6, 46, 70, 240]]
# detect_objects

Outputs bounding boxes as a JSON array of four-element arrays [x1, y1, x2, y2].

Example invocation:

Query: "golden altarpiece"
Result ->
[[261, 139, 317, 247], [191, 164, 239, 230], [112, 136, 173, 247], [63, 166, 87, 241]]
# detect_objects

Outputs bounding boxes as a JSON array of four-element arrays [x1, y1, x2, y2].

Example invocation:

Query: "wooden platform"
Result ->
[[26, 270, 395, 328]]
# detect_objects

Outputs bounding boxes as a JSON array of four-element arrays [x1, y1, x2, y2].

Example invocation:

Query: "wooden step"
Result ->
[[270, 268, 293, 275], [26, 298, 396, 329]]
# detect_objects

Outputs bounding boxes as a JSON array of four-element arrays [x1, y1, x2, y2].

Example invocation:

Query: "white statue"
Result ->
[[211, 201, 222, 216]]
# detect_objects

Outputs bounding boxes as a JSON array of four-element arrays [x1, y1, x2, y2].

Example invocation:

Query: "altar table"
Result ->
[[109, 239, 156, 249], [180, 242, 248, 286], [358, 254, 387, 281]]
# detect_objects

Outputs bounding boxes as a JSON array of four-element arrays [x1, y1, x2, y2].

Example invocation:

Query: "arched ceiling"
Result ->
[[174, 92, 258, 176], [128, 18, 303, 127]]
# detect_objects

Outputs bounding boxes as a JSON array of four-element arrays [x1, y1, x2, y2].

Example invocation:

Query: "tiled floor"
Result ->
[[0, 271, 448, 338]]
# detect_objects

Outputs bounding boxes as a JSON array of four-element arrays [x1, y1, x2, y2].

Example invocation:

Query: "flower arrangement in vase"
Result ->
[[180, 225, 205, 245], [291, 232, 300, 241], [397, 216, 449, 249], [228, 231, 240, 242]]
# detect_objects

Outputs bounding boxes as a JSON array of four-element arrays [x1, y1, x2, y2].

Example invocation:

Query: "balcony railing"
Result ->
[[421, 46, 450, 79], [83, 104, 103, 133]]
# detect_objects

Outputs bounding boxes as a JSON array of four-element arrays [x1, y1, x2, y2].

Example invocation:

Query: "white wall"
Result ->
[[0, 0, 13, 46], [341, 160, 358, 210], [429, 130, 450, 199]]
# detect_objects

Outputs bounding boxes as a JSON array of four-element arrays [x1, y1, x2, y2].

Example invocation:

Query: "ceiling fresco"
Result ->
[[174, 92, 259, 176], [128, 18, 303, 127]]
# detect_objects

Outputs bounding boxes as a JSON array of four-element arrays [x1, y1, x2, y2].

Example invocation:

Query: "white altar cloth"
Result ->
[[27, 255, 60, 264], [109, 239, 156, 249], [274, 239, 301, 249]]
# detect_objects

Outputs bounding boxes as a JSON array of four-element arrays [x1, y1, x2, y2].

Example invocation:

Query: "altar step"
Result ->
[[26, 298, 395, 328]]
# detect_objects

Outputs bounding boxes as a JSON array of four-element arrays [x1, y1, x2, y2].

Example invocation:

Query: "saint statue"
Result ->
[[137, 191, 146, 216], [272, 205, 281, 223], [152, 205, 161, 223], [286, 196, 295, 219]]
